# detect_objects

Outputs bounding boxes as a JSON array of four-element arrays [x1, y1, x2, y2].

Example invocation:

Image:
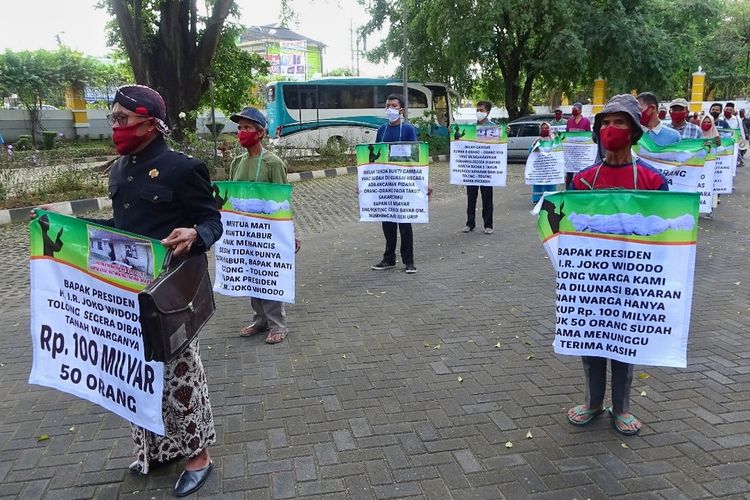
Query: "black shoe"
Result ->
[[174, 461, 214, 497], [405, 264, 417, 274], [371, 260, 396, 270]]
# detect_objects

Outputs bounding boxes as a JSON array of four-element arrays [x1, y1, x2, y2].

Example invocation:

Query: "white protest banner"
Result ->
[[633, 136, 707, 193], [713, 139, 735, 194], [719, 128, 741, 176], [357, 142, 430, 223], [535, 190, 698, 367], [29, 212, 166, 434], [524, 137, 565, 185], [698, 151, 716, 214], [213, 181, 295, 303], [449, 123, 507, 186], [560, 131, 598, 173]]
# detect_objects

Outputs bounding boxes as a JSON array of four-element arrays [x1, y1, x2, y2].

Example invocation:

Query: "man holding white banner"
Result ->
[[228, 106, 300, 345], [567, 94, 669, 436], [72, 85, 222, 495], [370, 94, 429, 274], [462, 100, 495, 234]]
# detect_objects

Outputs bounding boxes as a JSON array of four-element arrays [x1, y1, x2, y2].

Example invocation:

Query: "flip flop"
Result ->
[[240, 324, 267, 337], [609, 408, 641, 436], [265, 330, 287, 344], [567, 405, 605, 426]]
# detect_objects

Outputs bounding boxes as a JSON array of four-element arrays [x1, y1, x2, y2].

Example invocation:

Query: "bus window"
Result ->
[[283, 84, 299, 109], [318, 86, 340, 108], [407, 88, 428, 109], [375, 86, 427, 108], [299, 85, 317, 109]]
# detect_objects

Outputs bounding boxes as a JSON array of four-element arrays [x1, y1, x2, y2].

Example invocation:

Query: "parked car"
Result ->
[[507, 114, 556, 161]]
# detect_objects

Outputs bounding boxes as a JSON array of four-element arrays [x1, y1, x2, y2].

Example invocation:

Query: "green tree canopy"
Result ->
[[361, 0, 741, 115]]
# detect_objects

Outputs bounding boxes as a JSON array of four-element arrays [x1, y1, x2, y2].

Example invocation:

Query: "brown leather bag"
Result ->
[[138, 252, 215, 362]]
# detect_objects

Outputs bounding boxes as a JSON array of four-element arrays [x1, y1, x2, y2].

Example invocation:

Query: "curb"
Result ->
[[2, 154, 449, 226]]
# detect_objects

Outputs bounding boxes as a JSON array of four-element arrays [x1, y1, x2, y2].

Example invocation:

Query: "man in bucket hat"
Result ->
[[566, 94, 668, 436], [229, 106, 300, 344]]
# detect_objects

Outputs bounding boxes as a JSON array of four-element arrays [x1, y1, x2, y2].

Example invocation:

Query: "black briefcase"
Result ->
[[138, 252, 215, 362]]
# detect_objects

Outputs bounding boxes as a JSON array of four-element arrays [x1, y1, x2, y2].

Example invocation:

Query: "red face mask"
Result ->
[[658, 110, 667, 120], [640, 107, 653, 126], [540, 129, 550, 137], [701, 122, 712, 131], [724, 110, 734, 119], [554, 112, 562, 120], [669, 110, 687, 123], [238, 130, 262, 148], [571, 108, 580, 117], [599, 126, 632, 151], [112, 119, 153, 155]]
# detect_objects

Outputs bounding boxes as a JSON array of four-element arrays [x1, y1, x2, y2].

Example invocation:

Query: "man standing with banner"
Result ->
[[566, 94, 669, 436], [370, 94, 425, 274], [67, 85, 222, 496], [228, 106, 300, 344], [460, 100, 498, 234]]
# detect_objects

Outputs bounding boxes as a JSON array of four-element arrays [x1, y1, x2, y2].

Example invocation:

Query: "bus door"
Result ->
[[427, 85, 450, 136]]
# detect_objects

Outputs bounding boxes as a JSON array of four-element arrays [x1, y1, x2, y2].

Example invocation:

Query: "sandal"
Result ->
[[240, 324, 267, 337], [265, 330, 287, 344], [609, 408, 641, 436], [567, 405, 605, 426]]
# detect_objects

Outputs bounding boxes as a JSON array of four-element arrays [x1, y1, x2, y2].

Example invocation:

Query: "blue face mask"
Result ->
[[386, 107, 401, 122]]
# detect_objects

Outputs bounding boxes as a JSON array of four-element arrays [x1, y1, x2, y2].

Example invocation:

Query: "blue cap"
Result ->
[[230, 106, 267, 128]]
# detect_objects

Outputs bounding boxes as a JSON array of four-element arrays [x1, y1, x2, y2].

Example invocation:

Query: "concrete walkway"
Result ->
[[1, 163, 749, 498]]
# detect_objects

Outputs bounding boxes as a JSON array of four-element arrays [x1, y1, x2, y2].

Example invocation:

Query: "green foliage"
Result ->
[[99, 0, 237, 140], [14, 136, 33, 151], [0, 47, 110, 109], [200, 26, 270, 115], [325, 67, 356, 77], [42, 132, 58, 150], [361, 0, 744, 111]]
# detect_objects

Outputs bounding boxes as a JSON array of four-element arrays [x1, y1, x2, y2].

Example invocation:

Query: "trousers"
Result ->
[[251, 298, 287, 332], [466, 185, 493, 229], [581, 356, 634, 413], [381, 222, 413, 265]]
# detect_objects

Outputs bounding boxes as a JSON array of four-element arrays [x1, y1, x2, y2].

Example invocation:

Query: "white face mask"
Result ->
[[476, 111, 488, 122], [386, 107, 401, 122]]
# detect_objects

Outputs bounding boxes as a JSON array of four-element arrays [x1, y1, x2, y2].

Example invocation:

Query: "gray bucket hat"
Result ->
[[593, 94, 643, 145]]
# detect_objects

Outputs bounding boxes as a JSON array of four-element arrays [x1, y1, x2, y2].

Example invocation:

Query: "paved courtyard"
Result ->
[[1, 162, 750, 499]]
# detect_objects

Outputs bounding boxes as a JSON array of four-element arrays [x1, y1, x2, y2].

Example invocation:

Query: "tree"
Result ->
[[101, 0, 235, 139], [199, 27, 269, 115], [279, 0, 298, 28], [361, 0, 588, 119], [0, 48, 107, 143], [324, 67, 356, 77]]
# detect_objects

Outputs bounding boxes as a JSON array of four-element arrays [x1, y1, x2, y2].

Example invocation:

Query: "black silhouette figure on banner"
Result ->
[[38, 214, 64, 257], [212, 185, 228, 209], [541, 199, 566, 234], [368, 144, 382, 163], [453, 125, 466, 141]]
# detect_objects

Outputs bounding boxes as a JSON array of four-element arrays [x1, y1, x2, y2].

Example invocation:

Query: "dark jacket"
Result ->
[[87, 137, 222, 252]]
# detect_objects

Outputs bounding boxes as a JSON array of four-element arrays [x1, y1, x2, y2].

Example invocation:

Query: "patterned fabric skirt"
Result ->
[[131, 339, 216, 473]]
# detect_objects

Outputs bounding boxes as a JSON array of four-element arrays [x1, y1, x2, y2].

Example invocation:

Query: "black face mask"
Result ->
[[710, 111, 720, 119]]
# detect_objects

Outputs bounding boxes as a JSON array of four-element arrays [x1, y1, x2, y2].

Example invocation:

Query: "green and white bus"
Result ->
[[265, 77, 451, 149]]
